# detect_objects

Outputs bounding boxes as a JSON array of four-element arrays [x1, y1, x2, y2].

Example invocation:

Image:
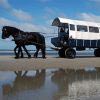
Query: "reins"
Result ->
[[12, 39, 60, 51]]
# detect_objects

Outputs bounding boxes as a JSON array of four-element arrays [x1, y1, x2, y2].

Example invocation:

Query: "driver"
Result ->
[[59, 27, 69, 47]]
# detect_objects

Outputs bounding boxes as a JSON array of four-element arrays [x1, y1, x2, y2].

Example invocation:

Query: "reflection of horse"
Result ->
[[3, 70, 46, 95], [2, 26, 46, 58]]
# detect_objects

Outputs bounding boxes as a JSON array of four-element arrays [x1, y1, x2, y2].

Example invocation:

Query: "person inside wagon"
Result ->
[[59, 27, 69, 47]]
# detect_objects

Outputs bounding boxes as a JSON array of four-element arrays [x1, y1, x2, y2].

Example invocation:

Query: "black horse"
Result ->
[[2, 26, 46, 58]]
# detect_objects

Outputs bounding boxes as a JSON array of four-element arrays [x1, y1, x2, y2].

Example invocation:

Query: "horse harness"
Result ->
[[13, 31, 43, 46]]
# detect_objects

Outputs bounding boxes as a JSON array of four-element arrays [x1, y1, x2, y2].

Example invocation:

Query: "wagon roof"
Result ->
[[52, 17, 100, 27]]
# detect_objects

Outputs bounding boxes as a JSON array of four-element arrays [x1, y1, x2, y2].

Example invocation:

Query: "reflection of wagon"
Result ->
[[51, 17, 100, 58]]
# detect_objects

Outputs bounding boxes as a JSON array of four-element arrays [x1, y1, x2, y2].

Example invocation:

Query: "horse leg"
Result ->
[[22, 45, 31, 58], [41, 47, 46, 58], [34, 46, 39, 58], [18, 46, 24, 58], [14, 46, 19, 58]]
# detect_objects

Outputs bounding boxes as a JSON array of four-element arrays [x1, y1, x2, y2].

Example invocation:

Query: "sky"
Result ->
[[0, 0, 100, 50]]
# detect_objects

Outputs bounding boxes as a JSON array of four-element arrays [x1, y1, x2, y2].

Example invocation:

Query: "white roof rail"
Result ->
[[52, 17, 100, 27]]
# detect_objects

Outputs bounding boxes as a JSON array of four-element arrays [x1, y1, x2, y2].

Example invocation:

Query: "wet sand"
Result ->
[[1, 54, 100, 100], [1, 68, 100, 100], [0, 55, 100, 71]]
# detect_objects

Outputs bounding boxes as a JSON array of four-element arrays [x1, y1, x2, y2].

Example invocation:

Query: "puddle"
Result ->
[[0, 68, 100, 100]]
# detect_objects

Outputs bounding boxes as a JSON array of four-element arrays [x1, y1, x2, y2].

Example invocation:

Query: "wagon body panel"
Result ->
[[51, 37, 100, 48], [51, 17, 100, 48]]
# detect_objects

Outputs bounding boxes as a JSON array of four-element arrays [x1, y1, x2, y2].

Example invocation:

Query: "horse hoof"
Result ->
[[34, 55, 37, 58], [43, 57, 46, 59], [21, 56, 24, 58], [15, 56, 19, 59], [34, 56, 38, 58], [28, 55, 31, 58]]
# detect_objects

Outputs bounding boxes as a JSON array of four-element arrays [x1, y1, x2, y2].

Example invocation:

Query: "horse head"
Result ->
[[2, 26, 22, 39], [2, 26, 10, 39]]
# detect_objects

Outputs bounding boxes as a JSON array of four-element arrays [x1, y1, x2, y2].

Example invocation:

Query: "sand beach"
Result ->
[[0, 55, 100, 71]]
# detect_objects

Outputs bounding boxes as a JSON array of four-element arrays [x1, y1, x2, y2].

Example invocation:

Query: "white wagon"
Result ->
[[51, 17, 100, 58]]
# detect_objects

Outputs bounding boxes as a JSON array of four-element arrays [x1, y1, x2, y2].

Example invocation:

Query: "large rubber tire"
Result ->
[[58, 48, 65, 58], [65, 48, 76, 59], [94, 48, 100, 57]]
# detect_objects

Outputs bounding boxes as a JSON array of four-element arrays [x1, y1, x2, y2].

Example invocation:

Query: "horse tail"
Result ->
[[41, 35, 46, 58], [42, 35, 46, 49]]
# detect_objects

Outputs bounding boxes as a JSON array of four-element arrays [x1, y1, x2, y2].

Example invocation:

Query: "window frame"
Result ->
[[77, 25, 88, 32], [89, 26, 99, 33], [70, 24, 75, 31]]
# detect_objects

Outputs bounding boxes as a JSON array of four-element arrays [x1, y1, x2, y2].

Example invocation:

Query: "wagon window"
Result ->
[[89, 26, 99, 33], [77, 25, 88, 32], [70, 24, 75, 31]]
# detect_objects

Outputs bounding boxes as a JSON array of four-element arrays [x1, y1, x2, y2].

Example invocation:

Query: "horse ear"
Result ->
[[2, 26, 6, 30]]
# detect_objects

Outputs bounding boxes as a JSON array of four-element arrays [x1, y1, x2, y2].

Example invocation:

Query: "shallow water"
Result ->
[[0, 67, 100, 100]]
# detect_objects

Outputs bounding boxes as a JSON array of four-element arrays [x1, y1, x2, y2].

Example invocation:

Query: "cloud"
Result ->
[[0, 17, 17, 27], [11, 9, 33, 22], [0, 17, 52, 34], [44, 7, 67, 21], [18, 23, 52, 33], [0, 0, 11, 9], [79, 13, 100, 23], [0, 0, 33, 22], [43, 7, 55, 19]]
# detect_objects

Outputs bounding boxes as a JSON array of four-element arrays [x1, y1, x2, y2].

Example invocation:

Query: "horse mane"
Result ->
[[3, 26, 24, 32]]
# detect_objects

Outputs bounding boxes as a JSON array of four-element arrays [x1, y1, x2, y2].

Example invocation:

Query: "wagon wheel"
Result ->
[[58, 48, 65, 58], [94, 48, 100, 57], [65, 48, 76, 58]]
